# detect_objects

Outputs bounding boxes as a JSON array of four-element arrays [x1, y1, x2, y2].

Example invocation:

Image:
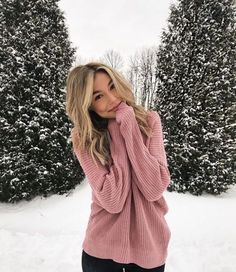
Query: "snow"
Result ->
[[0, 180, 235, 272]]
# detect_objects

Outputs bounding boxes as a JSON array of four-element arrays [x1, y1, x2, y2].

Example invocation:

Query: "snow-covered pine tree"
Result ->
[[0, 0, 85, 203], [154, 0, 236, 195]]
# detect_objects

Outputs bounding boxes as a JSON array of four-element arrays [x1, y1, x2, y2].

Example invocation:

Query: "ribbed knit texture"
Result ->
[[71, 101, 171, 269]]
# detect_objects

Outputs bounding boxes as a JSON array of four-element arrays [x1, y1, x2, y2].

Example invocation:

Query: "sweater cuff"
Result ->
[[115, 101, 135, 125]]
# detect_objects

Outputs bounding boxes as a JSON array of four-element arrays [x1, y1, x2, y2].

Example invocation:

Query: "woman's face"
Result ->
[[90, 72, 122, 119]]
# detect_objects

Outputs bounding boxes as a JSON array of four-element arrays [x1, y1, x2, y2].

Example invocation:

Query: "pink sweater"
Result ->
[[71, 101, 171, 269]]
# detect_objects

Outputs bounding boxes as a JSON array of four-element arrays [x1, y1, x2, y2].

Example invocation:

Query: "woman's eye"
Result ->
[[95, 95, 102, 101], [94, 84, 115, 101]]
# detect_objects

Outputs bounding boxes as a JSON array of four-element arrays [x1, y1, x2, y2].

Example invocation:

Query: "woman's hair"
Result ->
[[66, 61, 152, 167]]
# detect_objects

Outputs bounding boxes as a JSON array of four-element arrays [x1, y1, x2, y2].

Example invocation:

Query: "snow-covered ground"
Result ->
[[0, 180, 235, 272]]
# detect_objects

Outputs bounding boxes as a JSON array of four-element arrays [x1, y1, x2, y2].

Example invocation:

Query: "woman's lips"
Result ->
[[108, 101, 122, 112]]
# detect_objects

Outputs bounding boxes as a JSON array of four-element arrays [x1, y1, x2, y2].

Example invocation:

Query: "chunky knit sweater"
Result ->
[[71, 101, 171, 269]]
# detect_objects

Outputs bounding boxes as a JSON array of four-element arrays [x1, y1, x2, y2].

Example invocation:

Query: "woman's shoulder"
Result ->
[[70, 127, 80, 137], [70, 127, 76, 139], [70, 127, 80, 147], [146, 110, 161, 124]]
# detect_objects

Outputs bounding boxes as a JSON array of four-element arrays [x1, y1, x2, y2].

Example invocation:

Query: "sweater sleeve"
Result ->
[[71, 120, 131, 214], [115, 101, 171, 202]]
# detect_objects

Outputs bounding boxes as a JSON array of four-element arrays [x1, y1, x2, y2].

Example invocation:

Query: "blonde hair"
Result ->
[[65, 62, 152, 167]]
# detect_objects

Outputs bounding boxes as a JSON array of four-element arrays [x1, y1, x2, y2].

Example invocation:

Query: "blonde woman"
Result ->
[[66, 62, 171, 272]]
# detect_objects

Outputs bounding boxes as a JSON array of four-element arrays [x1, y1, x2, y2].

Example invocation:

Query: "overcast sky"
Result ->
[[59, 0, 177, 70]]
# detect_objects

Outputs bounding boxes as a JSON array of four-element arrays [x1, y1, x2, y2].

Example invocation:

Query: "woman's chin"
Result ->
[[105, 111, 116, 119]]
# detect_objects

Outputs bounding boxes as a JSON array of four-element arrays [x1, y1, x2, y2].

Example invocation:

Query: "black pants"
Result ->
[[82, 250, 165, 272]]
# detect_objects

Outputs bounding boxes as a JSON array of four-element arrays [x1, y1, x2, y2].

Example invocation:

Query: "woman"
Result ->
[[66, 62, 171, 272]]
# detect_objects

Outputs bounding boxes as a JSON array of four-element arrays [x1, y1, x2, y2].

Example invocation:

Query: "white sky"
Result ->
[[59, 0, 177, 70]]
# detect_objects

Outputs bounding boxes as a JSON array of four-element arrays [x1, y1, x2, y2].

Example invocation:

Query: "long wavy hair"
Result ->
[[66, 62, 152, 167]]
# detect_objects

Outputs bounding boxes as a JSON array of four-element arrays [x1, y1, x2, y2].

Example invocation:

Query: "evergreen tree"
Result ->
[[154, 0, 236, 195], [0, 0, 84, 203]]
